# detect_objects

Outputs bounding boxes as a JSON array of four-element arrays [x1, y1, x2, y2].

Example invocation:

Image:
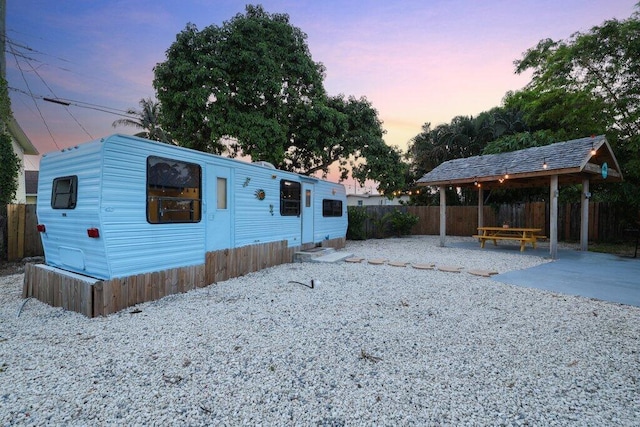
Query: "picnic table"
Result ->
[[473, 226, 543, 252]]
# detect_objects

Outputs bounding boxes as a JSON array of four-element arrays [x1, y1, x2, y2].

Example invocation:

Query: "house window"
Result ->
[[147, 156, 201, 223], [217, 177, 227, 209], [280, 180, 301, 216], [322, 199, 343, 217], [305, 189, 311, 208], [51, 176, 77, 209]]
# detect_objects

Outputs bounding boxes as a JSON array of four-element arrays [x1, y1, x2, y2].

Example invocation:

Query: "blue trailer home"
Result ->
[[23, 134, 347, 316]]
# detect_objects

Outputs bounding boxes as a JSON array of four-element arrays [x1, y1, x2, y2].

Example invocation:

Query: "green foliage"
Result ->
[[0, 77, 20, 206], [154, 5, 406, 193], [112, 97, 170, 142], [407, 109, 527, 181], [512, 8, 640, 208], [405, 107, 527, 205], [482, 130, 556, 154], [407, 6, 640, 211], [0, 132, 20, 206], [346, 206, 368, 240], [385, 209, 419, 237]]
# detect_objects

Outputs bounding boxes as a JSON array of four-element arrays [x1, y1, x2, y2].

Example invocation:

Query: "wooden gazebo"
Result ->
[[416, 135, 623, 258]]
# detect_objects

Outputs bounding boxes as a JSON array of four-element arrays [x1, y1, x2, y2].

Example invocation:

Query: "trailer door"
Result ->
[[205, 164, 233, 251], [302, 182, 314, 244]]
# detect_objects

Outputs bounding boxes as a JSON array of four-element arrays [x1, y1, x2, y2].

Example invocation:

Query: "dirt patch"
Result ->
[[0, 257, 44, 277]]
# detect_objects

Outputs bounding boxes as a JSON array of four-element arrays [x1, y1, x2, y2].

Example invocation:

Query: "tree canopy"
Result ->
[[153, 5, 406, 191], [407, 4, 640, 209], [508, 6, 640, 206]]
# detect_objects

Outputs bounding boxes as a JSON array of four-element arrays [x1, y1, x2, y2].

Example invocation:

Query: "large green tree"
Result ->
[[153, 5, 405, 191]]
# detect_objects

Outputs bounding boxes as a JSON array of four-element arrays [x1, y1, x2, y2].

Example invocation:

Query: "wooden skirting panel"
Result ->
[[206, 240, 292, 284], [23, 238, 346, 317], [23, 263, 206, 318], [23, 264, 95, 317], [95, 265, 206, 317]]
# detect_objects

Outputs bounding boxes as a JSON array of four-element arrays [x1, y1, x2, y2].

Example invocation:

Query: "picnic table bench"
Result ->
[[472, 226, 544, 252]]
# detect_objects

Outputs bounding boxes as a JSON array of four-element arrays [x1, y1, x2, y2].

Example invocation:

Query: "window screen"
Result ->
[[51, 176, 78, 209], [280, 180, 301, 216], [147, 156, 201, 223], [322, 199, 343, 217]]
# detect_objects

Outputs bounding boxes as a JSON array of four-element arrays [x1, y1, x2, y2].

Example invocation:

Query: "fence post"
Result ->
[[7, 204, 26, 261]]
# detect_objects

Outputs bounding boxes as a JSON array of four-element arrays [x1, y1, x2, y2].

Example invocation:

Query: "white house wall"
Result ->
[[10, 138, 26, 203]]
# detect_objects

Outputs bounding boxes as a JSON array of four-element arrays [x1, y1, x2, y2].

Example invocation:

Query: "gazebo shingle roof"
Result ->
[[416, 135, 622, 188]]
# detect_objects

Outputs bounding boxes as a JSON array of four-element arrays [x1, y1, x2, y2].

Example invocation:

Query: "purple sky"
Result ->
[[6, 0, 637, 179]]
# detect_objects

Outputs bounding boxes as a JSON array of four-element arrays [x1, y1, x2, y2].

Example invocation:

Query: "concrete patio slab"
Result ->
[[450, 240, 640, 307]]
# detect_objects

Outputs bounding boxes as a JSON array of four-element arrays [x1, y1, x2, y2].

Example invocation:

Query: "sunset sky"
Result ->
[[6, 0, 637, 184]]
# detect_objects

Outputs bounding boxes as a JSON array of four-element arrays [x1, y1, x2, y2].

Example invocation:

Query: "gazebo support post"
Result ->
[[477, 187, 483, 229], [439, 185, 446, 247], [550, 175, 559, 259], [581, 178, 590, 251]]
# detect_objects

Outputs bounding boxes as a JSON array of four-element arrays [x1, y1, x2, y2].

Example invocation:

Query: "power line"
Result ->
[[4, 33, 139, 96], [15, 44, 94, 140], [9, 87, 138, 118], [9, 42, 61, 149], [5, 33, 143, 144]]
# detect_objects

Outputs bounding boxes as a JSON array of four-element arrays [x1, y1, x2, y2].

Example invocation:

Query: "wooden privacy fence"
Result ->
[[5, 204, 43, 261], [3, 202, 634, 261], [359, 202, 632, 242]]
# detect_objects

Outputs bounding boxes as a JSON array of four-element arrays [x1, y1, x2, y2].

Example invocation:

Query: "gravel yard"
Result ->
[[1, 236, 639, 425]]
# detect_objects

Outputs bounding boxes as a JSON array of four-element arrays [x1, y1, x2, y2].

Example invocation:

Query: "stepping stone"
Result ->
[[368, 258, 387, 265], [345, 257, 365, 263], [468, 269, 499, 277], [412, 263, 435, 270], [437, 265, 464, 273], [388, 261, 408, 267]]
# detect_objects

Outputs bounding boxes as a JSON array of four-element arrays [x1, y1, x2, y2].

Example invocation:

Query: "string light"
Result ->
[[543, 158, 548, 169]]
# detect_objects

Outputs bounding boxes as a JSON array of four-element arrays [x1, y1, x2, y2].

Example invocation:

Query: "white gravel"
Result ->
[[1, 236, 639, 426]]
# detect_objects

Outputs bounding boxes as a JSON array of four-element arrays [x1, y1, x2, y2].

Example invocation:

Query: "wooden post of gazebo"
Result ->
[[439, 185, 446, 247], [478, 187, 484, 229], [581, 178, 589, 251], [550, 175, 559, 259]]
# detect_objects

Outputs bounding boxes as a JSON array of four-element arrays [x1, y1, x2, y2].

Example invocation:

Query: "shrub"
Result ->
[[347, 206, 368, 240], [385, 209, 419, 237]]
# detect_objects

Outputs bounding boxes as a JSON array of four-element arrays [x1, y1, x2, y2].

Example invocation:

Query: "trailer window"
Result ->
[[147, 156, 201, 223], [51, 176, 78, 209], [322, 199, 343, 217], [280, 180, 300, 216], [217, 177, 227, 209]]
